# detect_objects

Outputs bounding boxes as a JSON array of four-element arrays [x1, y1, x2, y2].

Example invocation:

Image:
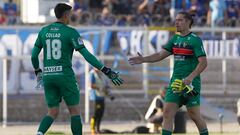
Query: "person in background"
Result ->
[[89, 67, 115, 134], [95, 7, 115, 26], [0, 8, 7, 25], [3, 0, 18, 25], [208, 0, 227, 27], [145, 87, 167, 133]]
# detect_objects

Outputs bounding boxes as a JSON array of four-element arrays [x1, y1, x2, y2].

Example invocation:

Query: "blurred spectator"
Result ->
[[117, 15, 137, 26], [3, 0, 18, 25], [0, 8, 7, 25], [73, 0, 88, 12], [79, 12, 92, 25], [89, 0, 103, 12], [102, 0, 119, 13], [225, 3, 239, 27], [137, 0, 151, 26], [53, 0, 240, 27], [136, 14, 150, 26], [153, 0, 170, 15], [225, 0, 240, 7], [71, 0, 90, 25], [188, 0, 209, 26], [138, 0, 149, 13], [188, 0, 199, 14], [95, 7, 115, 26], [208, 0, 227, 27], [175, 0, 189, 12], [151, 0, 171, 26], [112, 0, 134, 15]]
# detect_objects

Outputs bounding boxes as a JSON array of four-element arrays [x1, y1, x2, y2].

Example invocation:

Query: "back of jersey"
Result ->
[[36, 22, 83, 76]]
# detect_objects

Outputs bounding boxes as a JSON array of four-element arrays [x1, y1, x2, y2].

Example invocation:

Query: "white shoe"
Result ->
[[36, 132, 43, 135]]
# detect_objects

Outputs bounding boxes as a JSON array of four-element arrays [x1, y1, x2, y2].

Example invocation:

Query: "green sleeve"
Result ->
[[78, 48, 104, 70], [35, 29, 43, 48], [193, 37, 206, 57], [31, 30, 43, 69], [31, 46, 42, 69], [70, 29, 86, 51], [162, 35, 176, 53]]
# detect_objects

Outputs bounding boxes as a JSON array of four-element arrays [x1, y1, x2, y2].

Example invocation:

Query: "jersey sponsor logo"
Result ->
[[173, 48, 193, 55], [46, 33, 61, 38], [174, 55, 185, 61], [44, 66, 62, 73]]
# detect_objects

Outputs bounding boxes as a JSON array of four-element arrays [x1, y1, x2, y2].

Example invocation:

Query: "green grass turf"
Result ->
[[45, 132, 239, 135]]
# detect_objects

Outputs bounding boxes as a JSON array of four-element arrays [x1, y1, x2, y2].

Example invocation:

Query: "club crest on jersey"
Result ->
[[183, 42, 188, 47], [78, 37, 84, 45]]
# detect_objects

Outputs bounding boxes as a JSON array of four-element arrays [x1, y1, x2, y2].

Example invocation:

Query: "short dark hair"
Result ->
[[54, 3, 72, 19], [177, 11, 194, 28]]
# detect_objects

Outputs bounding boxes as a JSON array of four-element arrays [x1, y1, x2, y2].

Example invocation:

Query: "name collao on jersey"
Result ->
[[44, 66, 63, 73], [46, 33, 61, 38]]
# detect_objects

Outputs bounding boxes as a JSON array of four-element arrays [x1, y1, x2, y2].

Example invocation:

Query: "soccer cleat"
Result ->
[[36, 131, 43, 135], [90, 117, 95, 134]]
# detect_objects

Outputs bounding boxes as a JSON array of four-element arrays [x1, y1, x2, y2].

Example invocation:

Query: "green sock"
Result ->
[[200, 129, 209, 135], [162, 129, 172, 135], [71, 115, 82, 135], [37, 115, 54, 134]]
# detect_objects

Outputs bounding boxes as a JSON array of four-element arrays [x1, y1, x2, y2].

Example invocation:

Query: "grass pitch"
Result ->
[[45, 132, 239, 135]]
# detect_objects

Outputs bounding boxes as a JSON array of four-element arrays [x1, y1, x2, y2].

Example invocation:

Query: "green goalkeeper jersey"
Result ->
[[163, 32, 206, 91], [33, 22, 85, 76]]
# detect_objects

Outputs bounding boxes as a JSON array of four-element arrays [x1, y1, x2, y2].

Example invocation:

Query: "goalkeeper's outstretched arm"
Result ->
[[128, 49, 171, 65], [78, 47, 104, 70], [78, 48, 123, 86]]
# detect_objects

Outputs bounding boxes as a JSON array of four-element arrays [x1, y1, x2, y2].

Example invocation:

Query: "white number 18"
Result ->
[[46, 39, 62, 60]]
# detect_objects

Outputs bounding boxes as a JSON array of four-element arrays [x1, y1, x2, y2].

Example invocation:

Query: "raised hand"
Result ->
[[128, 52, 144, 65], [101, 67, 124, 86]]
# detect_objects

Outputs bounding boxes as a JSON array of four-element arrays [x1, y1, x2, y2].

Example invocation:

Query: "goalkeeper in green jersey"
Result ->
[[129, 11, 208, 135], [31, 3, 123, 135]]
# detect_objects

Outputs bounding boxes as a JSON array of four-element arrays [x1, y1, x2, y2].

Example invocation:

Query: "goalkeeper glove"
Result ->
[[171, 79, 197, 97], [101, 66, 123, 86], [35, 69, 43, 89], [171, 79, 186, 93]]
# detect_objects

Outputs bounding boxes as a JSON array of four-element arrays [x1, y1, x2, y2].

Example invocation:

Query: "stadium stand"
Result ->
[[0, 0, 239, 27]]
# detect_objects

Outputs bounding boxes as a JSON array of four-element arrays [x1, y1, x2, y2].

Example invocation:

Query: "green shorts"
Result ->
[[43, 75, 80, 108], [165, 87, 200, 108]]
